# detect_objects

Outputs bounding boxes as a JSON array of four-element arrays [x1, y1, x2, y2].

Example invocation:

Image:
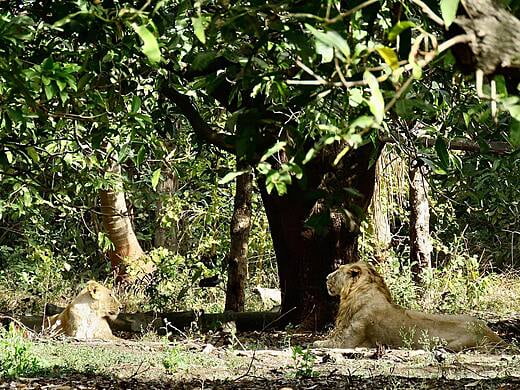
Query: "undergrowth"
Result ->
[[0, 324, 43, 379]]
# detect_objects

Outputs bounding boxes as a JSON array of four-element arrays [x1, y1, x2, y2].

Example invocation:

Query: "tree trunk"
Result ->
[[99, 163, 154, 281], [259, 143, 379, 330], [409, 162, 432, 281], [225, 162, 253, 312], [368, 152, 392, 262], [154, 171, 179, 250]]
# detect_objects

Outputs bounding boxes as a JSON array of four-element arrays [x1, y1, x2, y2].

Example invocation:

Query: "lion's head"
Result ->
[[326, 261, 392, 301], [81, 280, 121, 320]]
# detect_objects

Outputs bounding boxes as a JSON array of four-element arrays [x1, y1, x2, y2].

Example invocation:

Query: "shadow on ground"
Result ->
[[1, 372, 519, 390]]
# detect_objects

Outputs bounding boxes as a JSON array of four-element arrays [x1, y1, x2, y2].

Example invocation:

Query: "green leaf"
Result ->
[[303, 148, 316, 164], [306, 24, 350, 60], [131, 23, 162, 64], [440, 0, 460, 28], [316, 41, 334, 63], [388, 21, 415, 41], [334, 145, 351, 166], [412, 63, 422, 79], [44, 84, 55, 100], [364, 71, 385, 123], [56, 79, 67, 91], [510, 119, 520, 148], [376, 47, 399, 69], [131, 95, 141, 113], [435, 137, 450, 170], [349, 116, 374, 130], [261, 141, 286, 162], [136, 146, 146, 166], [53, 11, 88, 27], [218, 170, 247, 185], [506, 105, 520, 121], [26, 147, 39, 163], [191, 16, 211, 44], [151, 168, 161, 190]]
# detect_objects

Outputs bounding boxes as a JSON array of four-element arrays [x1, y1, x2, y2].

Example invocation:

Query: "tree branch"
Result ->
[[381, 135, 513, 155], [161, 86, 235, 153]]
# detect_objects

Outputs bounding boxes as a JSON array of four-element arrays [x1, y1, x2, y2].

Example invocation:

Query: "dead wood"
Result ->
[[18, 309, 283, 334]]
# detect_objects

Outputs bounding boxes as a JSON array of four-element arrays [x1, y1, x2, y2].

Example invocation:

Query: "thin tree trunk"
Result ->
[[260, 143, 379, 330], [225, 162, 253, 312], [409, 163, 432, 281], [99, 163, 154, 281], [369, 153, 392, 262], [154, 171, 179, 250]]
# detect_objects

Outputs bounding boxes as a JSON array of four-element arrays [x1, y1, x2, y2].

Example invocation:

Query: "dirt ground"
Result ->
[[1, 320, 519, 390]]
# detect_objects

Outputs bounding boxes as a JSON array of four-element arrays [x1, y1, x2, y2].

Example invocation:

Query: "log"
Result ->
[[17, 309, 283, 334]]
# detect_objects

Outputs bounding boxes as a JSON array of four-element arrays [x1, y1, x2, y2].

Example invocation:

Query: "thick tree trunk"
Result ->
[[225, 162, 253, 312], [409, 163, 432, 280], [99, 164, 154, 281], [259, 143, 379, 330]]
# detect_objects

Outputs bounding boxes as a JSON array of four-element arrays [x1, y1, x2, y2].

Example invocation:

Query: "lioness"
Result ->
[[314, 262, 506, 351], [45, 280, 121, 340]]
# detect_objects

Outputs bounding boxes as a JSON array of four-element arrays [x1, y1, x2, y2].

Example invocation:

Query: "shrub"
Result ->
[[0, 324, 43, 379]]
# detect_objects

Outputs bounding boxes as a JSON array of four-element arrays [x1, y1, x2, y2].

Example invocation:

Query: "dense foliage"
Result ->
[[0, 0, 519, 315]]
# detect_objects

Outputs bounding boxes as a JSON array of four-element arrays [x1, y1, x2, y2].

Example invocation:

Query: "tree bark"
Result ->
[[408, 162, 432, 281], [368, 153, 392, 262], [456, 0, 520, 76], [259, 143, 379, 330], [225, 162, 253, 312], [99, 163, 154, 281]]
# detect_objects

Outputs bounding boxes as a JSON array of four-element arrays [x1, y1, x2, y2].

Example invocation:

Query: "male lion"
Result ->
[[314, 262, 506, 351], [45, 281, 121, 340]]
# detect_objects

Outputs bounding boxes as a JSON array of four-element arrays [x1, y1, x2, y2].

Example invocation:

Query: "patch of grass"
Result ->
[[0, 324, 44, 379], [162, 342, 219, 375], [31, 342, 162, 377]]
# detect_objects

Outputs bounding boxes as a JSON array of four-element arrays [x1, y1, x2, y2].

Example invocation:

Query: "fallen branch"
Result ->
[[380, 135, 513, 155], [17, 310, 283, 334]]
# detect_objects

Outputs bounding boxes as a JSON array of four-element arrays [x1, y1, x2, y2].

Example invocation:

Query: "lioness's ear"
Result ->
[[87, 281, 100, 299]]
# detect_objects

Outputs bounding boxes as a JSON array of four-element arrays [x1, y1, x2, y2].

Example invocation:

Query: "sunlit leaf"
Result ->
[[376, 47, 399, 69], [151, 168, 161, 190], [506, 105, 520, 121], [218, 170, 247, 185], [364, 71, 384, 123], [191, 16, 211, 44], [261, 141, 286, 162], [131, 23, 162, 64], [303, 148, 316, 164], [306, 24, 350, 60], [440, 0, 460, 28], [388, 21, 415, 41]]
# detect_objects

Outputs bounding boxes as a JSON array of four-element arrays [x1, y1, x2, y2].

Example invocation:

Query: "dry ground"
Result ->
[[1, 323, 519, 390]]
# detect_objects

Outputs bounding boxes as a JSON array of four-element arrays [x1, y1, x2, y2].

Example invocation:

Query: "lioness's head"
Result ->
[[326, 262, 391, 300], [83, 281, 121, 320]]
